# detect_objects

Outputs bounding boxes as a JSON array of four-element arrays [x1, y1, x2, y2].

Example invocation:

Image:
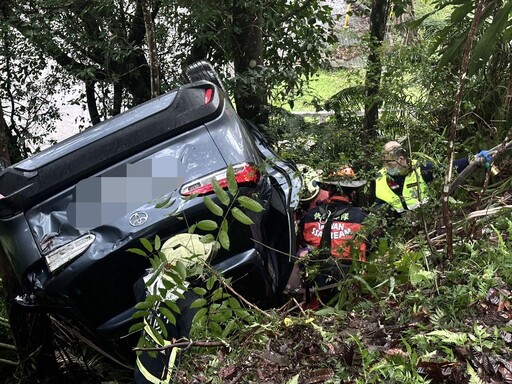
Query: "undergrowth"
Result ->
[[173, 210, 512, 383]]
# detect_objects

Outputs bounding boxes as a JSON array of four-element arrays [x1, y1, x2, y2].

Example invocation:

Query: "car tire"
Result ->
[[182, 61, 226, 92], [133, 290, 199, 383]]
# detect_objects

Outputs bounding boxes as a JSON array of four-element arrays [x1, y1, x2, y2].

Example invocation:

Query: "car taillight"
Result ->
[[180, 162, 260, 196], [45, 234, 95, 273], [204, 88, 213, 104]]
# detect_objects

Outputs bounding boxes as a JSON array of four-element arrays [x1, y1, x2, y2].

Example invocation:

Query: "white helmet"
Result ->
[[160, 233, 214, 265], [297, 164, 323, 202]]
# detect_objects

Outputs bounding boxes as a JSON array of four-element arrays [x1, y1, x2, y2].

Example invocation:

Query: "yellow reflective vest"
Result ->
[[375, 161, 428, 213]]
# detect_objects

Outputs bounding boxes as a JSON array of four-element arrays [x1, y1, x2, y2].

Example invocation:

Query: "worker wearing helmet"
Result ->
[[285, 166, 368, 299], [374, 141, 430, 215], [300, 166, 368, 262], [295, 164, 330, 222], [372, 140, 482, 217]]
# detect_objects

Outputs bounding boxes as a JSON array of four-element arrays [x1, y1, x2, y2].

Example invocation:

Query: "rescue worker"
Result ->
[[134, 234, 213, 384], [372, 140, 491, 218], [285, 167, 368, 301], [295, 164, 329, 221]]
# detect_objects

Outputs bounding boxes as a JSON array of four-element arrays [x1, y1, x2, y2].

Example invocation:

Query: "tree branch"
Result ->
[[134, 339, 226, 352]]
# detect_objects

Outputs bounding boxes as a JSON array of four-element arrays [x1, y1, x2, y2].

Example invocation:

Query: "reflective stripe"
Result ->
[[407, 202, 421, 210], [136, 356, 163, 384], [375, 161, 428, 213], [135, 345, 180, 383], [136, 319, 180, 383]]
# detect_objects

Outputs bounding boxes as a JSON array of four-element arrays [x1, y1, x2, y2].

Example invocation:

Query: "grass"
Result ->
[[278, 67, 364, 112]]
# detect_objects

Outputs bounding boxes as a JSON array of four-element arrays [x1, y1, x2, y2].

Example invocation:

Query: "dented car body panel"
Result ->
[[0, 80, 301, 364]]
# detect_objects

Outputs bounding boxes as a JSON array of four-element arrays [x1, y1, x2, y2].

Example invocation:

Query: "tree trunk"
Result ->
[[113, 82, 123, 116], [142, 0, 160, 98], [442, 0, 485, 259], [0, 102, 11, 166], [232, 0, 267, 125], [86, 80, 101, 125], [362, 0, 389, 144]]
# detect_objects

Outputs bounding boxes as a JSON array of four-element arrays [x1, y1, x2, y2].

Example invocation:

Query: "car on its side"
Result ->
[[0, 62, 301, 367]]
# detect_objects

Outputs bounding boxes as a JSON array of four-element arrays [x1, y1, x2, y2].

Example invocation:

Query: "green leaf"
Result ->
[[149, 256, 160, 271], [406, 11, 435, 29], [164, 300, 181, 315], [144, 264, 165, 289], [438, 34, 466, 68], [193, 287, 207, 296], [206, 276, 216, 290], [188, 224, 197, 234], [204, 196, 224, 217], [208, 321, 223, 336], [237, 195, 264, 212], [227, 297, 241, 309], [140, 238, 153, 253], [163, 271, 183, 289], [192, 307, 208, 324], [222, 319, 238, 338], [231, 207, 254, 225], [286, 374, 300, 384], [427, 330, 468, 346], [128, 322, 146, 334], [155, 195, 174, 209], [212, 178, 230, 206], [315, 307, 337, 316], [135, 301, 156, 310], [174, 260, 187, 281], [155, 316, 168, 339], [190, 298, 208, 308], [200, 234, 216, 244], [467, 362, 486, 384], [146, 324, 165, 346], [218, 229, 230, 250], [196, 219, 218, 231], [351, 275, 379, 299], [211, 287, 224, 302], [154, 235, 161, 251], [132, 310, 149, 319], [227, 166, 238, 195], [127, 248, 147, 257], [468, 1, 512, 76], [234, 308, 251, 320], [450, 2, 474, 24], [159, 307, 177, 325]]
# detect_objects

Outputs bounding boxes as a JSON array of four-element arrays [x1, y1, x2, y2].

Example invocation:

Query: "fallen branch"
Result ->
[[134, 339, 226, 352], [467, 205, 512, 220], [203, 263, 273, 319]]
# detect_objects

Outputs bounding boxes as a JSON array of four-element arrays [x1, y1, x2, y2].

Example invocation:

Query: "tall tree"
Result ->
[[170, 0, 337, 123], [232, 1, 266, 123], [3, 0, 336, 130], [2, 0, 152, 120], [363, 0, 390, 143]]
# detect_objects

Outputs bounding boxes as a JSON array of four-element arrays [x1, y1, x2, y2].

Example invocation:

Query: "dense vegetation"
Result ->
[[0, 0, 512, 382]]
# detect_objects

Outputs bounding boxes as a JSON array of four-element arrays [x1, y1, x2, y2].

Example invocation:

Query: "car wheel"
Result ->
[[133, 290, 198, 383], [181, 61, 226, 92]]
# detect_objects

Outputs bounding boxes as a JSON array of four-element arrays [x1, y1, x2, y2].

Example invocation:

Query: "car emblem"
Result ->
[[129, 211, 148, 227]]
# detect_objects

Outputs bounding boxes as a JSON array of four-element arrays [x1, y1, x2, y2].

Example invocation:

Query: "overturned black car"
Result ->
[[0, 63, 301, 369]]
